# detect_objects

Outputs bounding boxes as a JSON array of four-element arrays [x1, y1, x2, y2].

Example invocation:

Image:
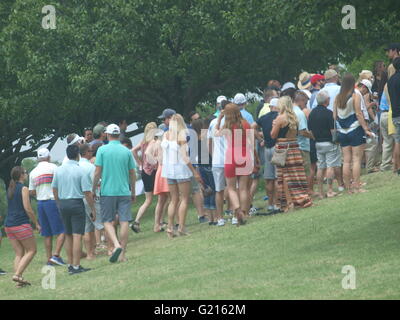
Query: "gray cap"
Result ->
[[158, 108, 176, 119]]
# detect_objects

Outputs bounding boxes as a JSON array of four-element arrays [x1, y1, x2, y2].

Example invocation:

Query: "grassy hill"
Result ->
[[0, 171, 399, 299]]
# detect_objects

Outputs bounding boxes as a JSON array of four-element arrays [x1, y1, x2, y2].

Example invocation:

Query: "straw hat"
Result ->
[[297, 72, 313, 90]]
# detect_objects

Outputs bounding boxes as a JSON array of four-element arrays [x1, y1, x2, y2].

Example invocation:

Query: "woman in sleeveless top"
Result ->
[[215, 103, 254, 225], [161, 114, 202, 238], [131, 122, 158, 233], [271, 96, 312, 212], [4, 167, 40, 287], [146, 129, 169, 233], [334, 73, 373, 194]]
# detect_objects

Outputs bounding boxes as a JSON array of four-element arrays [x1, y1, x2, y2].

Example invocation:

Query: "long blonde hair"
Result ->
[[168, 114, 188, 142], [223, 103, 243, 130], [278, 96, 298, 130], [141, 122, 157, 145]]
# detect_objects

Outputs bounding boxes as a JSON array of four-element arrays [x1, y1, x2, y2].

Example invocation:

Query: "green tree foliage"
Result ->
[[1, 0, 399, 186]]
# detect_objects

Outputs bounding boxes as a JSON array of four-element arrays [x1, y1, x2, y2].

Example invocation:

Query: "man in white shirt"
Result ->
[[311, 70, 341, 110], [29, 148, 66, 266]]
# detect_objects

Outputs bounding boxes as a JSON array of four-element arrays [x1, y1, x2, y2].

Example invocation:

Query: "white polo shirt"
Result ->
[[29, 161, 58, 200]]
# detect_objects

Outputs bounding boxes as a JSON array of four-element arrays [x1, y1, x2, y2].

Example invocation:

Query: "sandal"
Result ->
[[131, 222, 140, 233], [12, 275, 31, 287], [109, 247, 123, 263]]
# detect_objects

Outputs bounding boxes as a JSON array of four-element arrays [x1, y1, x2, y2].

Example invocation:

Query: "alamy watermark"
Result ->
[[42, 5, 56, 30], [341, 265, 356, 290], [342, 5, 356, 30], [41, 265, 56, 289]]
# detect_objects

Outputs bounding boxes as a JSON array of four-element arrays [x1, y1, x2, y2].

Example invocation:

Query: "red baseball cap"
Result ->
[[311, 74, 325, 85]]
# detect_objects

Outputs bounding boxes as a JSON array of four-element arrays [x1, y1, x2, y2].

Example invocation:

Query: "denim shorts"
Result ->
[[167, 178, 192, 185]]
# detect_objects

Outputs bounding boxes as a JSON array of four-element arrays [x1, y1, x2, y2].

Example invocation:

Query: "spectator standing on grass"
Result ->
[[131, 122, 158, 233], [192, 119, 220, 226], [309, 91, 343, 199], [4, 167, 40, 287], [0, 206, 6, 275], [387, 57, 400, 175], [161, 114, 202, 238], [334, 74, 374, 194], [292, 91, 313, 195], [271, 96, 313, 212], [52, 145, 95, 274], [215, 104, 254, 226], [29, 148, 66, 266], [62, 133, 85, 165], [207, 99, 229, 227], [252, 98, 281, 214], [147, 128, 169, 233], [79, 144, 104, 261], [93, 124, 136, 263], [358, 79, 381, 174]]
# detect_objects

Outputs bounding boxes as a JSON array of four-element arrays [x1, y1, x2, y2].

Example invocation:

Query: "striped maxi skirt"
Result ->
[[275, 139, 312, 211]]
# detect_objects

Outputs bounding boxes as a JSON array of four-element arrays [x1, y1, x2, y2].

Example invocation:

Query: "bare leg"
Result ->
[[316, 168, 326, 198], [72, 234, 82, 266], [238, 175, 251, 214], [9, 239, 24, 273], [64, 234, 73, 265], [352, 145, 366, 192], [135, 192, 153, 223], [83, 232, 96, 259], [342, 146, 352, 193], [226, 177, 240, 211], [103, 222, 121, 250], [54, 233, 65, 257], [177, 181, 191, 233], [167, 184, 179, 237], [118, 222, 129, 262], [154, 193, 168, 232], [44, 237, 52, 261], [15, 237, 37, 277]]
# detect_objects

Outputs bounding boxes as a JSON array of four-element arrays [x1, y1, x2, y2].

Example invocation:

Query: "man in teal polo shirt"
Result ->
[[93, 124, 136, 263], [52, 145, 96, 275]]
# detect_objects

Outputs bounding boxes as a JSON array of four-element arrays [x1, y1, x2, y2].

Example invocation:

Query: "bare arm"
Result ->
[[271, 116, 283, 140], [354, 93, 373, 137], [22, 187, 39, 230], [92, 166, 102, 195], [84, 191, 96, 221], [131, 143, 142, 168]]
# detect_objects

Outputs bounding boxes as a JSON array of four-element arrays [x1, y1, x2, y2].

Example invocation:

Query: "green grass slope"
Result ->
[[0, 172, 399, 300]]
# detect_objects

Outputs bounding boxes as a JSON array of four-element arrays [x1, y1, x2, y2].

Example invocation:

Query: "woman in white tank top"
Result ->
[[161, 114, 202, 238]]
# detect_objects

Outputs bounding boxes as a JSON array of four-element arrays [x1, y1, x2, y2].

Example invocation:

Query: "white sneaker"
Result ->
[[231, 217, 238, 225], [338, 186, 345, 192], [217, 219, 225, 227]]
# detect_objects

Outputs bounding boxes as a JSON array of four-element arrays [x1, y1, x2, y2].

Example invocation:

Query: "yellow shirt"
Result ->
[[258, 103, 271, 118]]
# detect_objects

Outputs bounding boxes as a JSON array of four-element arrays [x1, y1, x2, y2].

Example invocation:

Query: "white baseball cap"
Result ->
[[37, 148, 50, 159], [105, 124, 121, 135], [233, 93, 247, 105], [300, 89, 311, 99], [270, 98, 279, 108], [360, 79, 373, 94], [281, 82, 296, 91], [216, 95, 227, 104]]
